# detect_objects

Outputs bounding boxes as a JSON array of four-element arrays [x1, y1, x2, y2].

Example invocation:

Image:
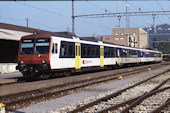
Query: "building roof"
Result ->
[[0, 23, 75, 41], [0, 22, 49, 33]]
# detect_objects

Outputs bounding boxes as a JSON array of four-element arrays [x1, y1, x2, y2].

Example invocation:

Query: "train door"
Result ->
[[100, 46, 104, 67], [157, 53, 159, 62], [51, 41, 58, 69], [75, 43, 81, 70], [117, 48, 121, 65]]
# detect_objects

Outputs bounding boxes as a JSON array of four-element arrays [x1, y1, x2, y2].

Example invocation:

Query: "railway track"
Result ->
[[151, 98, 170, 113], [0, 63, 169, 112], [97, 79, 170, 113], [0, 62, 168, 86], [68, 70, 170, 113]]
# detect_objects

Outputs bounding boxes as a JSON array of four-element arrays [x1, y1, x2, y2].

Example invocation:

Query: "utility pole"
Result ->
[[116, 0, 119, 13], [152, 14, 156, 34], [26, 18, 29, 28], [72, 0, 75, 34], [118, 16, 121, 27], [126, 5, 130, 46]]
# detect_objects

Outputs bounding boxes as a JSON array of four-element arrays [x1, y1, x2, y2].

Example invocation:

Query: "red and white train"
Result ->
[[16, 33, 162, 81]]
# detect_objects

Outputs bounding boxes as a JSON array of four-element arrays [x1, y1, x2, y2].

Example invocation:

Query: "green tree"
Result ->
[[157, 39, 170, 54], [152, 37, 158, 49]]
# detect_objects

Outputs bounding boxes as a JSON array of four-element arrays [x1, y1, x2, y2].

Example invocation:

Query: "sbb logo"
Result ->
[[83, 60, 86, 64]]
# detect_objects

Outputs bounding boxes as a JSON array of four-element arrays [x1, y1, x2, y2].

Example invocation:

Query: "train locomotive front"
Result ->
[[16, 34, 52, 81]]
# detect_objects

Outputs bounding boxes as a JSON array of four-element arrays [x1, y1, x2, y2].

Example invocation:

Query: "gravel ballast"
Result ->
[[11, 65, 170, 113]]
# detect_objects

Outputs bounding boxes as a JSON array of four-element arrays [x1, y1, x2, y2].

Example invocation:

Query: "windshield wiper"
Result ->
[[20, 49, 27, 56], [34, 49, 41, 57]]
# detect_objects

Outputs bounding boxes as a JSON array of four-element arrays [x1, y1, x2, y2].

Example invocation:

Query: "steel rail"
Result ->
[[151, 98, 170, 113], [2, 64, 160, 103], [3, 65, 161, 111], [68, 70, 169, 113], [120, 87, 170, 113], [97, 78, 170, 113], [1, 67, 150, 103]]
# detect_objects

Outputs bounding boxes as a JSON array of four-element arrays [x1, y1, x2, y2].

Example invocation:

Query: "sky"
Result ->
[[0, 1, 170, 37]]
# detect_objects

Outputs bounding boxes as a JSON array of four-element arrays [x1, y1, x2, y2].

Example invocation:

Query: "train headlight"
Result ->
[[42, 60, 46, 64], [20, 61, 24, 64]]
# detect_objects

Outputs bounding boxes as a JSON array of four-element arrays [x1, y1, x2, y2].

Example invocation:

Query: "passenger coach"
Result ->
[[16, 33, 162, 81]]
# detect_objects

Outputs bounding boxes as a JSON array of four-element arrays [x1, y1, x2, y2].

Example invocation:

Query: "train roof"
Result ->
[[34, 31, 76, 39], [79, 37, 99, 42], [23, 32, 161, 53]]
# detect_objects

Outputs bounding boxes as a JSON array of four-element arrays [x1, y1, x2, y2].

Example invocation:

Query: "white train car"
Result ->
[[16, 33, 162, 81]]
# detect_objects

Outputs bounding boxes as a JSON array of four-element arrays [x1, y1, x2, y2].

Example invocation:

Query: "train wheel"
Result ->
[[39, 73, 51, 80], [64, 71, 71, 77], [23, 71, 39, 82]]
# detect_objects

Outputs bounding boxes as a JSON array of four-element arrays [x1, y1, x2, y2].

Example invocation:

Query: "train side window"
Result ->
[[52, 44, 57, 54], [82, 46, 86, 57], [52, 44, 54, 53], [87, 47, 91, 56], [92, 47, 95, 56], [69, 45, 74, 56], [105, 48, 107, 56], [55, 44, 57, 53], [111, 48, 113, 57], [61, 44, 67, 56], [108, 48, 111, 56], [96, 47, 99, 56], [117, 49, 120, 57], [154, 53, 157, 57]]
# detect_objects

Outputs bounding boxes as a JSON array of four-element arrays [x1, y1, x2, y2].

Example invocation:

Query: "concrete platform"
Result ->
[[0, 78, 17, 85], [0, 72, 22, 79], [0, 63, 18, 73], [0, 71, 22, 84]]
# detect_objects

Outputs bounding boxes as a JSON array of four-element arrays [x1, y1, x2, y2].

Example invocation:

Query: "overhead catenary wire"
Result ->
[[156, 0, 170, 20], [15, 1, 112, 34], [2, 1, 170, 37], [86, 1, 112, 13], [86, 1, 141, 28], [0, 16, 68, 30], [125, 1, 152, 26]]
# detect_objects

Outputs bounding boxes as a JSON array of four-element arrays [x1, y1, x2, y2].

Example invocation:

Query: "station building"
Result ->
[[97, 28, 148, 48]]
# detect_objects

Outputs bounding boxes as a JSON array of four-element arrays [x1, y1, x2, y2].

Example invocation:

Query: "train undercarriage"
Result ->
[[16, 61, 161, 81], [16, 64, 51, 81]]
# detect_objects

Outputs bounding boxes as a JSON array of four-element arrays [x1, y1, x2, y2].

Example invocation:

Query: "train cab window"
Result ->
[[61, 44, 67, 56], [35, 38, 50, 54], [20, 39, 34, 54], [87, 47, 91, 56], [69, 45, 74, 56], [52, 44, 58, 54]]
